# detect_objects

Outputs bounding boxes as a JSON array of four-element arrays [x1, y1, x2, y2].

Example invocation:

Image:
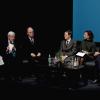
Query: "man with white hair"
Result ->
[[6, 31, 16, 56], [1, 31, 17, 80], [1, 31, 16, 60]]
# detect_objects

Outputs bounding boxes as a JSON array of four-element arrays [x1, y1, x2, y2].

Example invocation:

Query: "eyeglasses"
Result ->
[[28, 32, 34, 33]]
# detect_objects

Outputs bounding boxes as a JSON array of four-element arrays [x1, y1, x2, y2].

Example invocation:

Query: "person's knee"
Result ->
[[96, 55, 100, 62]]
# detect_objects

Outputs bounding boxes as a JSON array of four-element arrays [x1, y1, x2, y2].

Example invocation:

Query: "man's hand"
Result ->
[[37, 52, 41, 57], [61, 55, 68, 63], [13, 46, 16, 51], [6, 46, 10, 52], [82, 50, 89, 55], [6, 44, 16, 53], [30, 53, 36, 58]]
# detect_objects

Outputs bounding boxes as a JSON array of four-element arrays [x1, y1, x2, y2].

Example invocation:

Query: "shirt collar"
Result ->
[[66, 38, 71, 42], [28, 37, 34, 40], [8, 40, 14, 44]]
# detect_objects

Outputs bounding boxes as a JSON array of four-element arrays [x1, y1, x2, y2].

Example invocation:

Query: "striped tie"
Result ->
[[66, 41, 69, 45]]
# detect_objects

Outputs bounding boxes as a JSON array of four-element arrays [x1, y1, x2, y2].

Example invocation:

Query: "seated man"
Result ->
[[1, 31, 18, 79], [22, 26, 42, 64], [21, 26, 42, 77], [3, 31, 17, 65], [56, 30, 77, 67]]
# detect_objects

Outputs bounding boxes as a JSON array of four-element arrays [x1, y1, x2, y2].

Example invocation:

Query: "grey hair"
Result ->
[[8, 31, 15, 36]]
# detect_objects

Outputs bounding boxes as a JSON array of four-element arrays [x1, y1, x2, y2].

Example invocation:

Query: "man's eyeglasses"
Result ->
[[28, 32, 34, 33]]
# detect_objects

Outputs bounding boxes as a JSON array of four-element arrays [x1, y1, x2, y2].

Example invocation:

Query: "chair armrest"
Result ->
[[84, 61, 95, 67]]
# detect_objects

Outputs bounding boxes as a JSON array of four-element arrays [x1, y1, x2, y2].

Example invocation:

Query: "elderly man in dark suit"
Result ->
[[2, 31, 17, 65], [22, 27, 41, 63], [21, 27, 42, 77], [1, 31, 19, 80]]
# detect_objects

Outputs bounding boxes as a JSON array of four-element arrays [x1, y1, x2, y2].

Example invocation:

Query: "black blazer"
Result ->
[[21, 36, 40, 61], [1, 39, 18, 65], [60, 39, 77, 56]]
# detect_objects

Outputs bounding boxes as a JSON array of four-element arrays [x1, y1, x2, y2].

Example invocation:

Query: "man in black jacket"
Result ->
[[3, 31, 16, 65], [1, 31, 19, 80], [21, 27, 42, 77], [22, 27, 41, 63]]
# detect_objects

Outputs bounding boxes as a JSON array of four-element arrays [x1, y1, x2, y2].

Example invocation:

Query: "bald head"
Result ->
[[27, 27, 34, 38]]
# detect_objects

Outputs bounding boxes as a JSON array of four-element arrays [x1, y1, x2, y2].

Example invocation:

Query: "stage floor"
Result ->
[[0, 65, 100, 98]]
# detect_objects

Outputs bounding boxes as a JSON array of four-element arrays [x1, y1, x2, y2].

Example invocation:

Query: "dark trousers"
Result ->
[[95, 54, 100, 81]]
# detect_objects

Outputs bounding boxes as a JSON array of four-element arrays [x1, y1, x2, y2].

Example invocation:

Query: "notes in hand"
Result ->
[[9, 43, 14, 51], [0, 56, 4, 65], [76, 52, 86, 57]]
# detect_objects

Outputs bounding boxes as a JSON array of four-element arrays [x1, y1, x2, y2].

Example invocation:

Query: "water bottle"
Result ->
[[74, 57, 79, 68], [71, 57, 74, 66], [48, 54, 51, 66], [74, 57, 77, 66]]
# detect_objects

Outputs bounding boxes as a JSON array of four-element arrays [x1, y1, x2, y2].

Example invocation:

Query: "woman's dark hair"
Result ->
[[84, 30, 94, 41]]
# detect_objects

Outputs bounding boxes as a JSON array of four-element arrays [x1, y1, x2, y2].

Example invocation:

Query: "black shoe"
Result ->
[[92, 79, 98, 84]]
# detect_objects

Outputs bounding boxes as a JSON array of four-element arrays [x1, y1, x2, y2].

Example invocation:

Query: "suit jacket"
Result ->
[[1, 39, 17, 65], [21, 36, 40, 61], [60, 39, 77, 56]]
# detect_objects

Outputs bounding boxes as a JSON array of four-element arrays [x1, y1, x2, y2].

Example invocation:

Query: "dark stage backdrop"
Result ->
[[0, 0, 72, 57]]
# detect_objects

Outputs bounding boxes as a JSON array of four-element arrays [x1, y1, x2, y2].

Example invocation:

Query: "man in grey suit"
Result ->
[[56, 30, 77, 67]]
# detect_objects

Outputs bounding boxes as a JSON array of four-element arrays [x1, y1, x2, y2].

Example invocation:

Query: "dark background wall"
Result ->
[[0, 0, 72, 57]]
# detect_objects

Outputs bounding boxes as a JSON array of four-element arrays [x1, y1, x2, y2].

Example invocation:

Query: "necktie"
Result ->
[[10, 41, 14, 44], [66, 41, 69, 45], [30, 38, 34, 44]]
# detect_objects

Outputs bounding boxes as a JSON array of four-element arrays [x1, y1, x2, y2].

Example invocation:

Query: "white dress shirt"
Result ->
[[66, 38, 71, 45]]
